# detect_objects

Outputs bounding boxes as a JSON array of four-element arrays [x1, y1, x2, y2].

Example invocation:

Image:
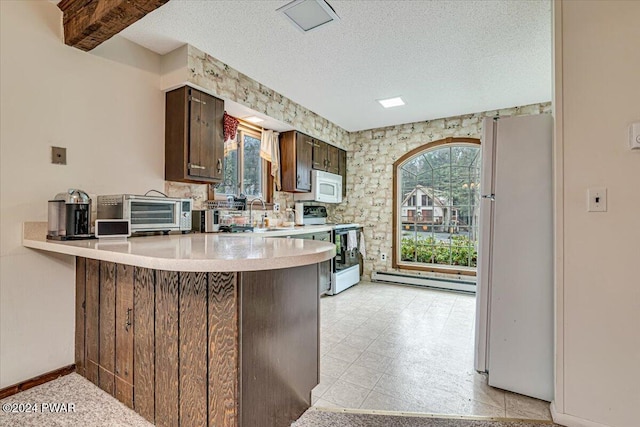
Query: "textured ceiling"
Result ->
[[120, 0, 552, 132]]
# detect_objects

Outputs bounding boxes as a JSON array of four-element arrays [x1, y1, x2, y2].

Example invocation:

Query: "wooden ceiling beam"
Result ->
[[57, 0, 170, 51]]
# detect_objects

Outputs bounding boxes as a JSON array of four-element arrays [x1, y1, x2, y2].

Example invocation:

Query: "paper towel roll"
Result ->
[[294, 202, 304, 225]]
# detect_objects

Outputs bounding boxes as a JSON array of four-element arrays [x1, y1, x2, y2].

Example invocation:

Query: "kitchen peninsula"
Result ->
[[22, 222, 335, 427]]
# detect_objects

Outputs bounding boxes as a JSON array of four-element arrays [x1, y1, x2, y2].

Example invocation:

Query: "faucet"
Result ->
[[249, 197, 266, 228]]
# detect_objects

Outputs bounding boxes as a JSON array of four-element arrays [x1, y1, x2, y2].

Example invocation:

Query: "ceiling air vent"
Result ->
[[277, 0, 340, 33]]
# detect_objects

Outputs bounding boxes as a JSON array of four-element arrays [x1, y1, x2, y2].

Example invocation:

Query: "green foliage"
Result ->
[[400, 235, 477, 267], [242, 135, 262, 197], [219, 133, 263, 197]]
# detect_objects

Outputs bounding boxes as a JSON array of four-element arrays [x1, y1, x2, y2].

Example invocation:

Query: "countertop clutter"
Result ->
[[223, 224, 335, 236], [23, 222, 335, 272]]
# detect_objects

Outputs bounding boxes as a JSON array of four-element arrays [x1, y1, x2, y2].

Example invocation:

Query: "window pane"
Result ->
[[221, 148, 238, 195], [397, 144, 480, 270], [242, 134, 262, 198]]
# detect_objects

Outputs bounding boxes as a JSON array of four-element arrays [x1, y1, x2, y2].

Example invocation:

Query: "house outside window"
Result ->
[[394, 138, 481, 273]]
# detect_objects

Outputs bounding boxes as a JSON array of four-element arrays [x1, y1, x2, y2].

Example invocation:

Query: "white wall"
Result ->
[[0, 1, 164, 387], [553, 2, 640, 426]]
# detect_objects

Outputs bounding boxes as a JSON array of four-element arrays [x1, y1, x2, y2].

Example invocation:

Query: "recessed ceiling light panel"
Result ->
[[378, 97, 406, 108], [277, 0, 340, 33]]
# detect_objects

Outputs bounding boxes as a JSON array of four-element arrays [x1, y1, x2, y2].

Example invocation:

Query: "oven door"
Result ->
[[334, 228, 360, 272], [128, 199, 180, 231]]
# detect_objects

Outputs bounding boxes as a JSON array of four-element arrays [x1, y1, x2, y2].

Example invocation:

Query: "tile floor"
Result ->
[[313, 281, 552, 420]]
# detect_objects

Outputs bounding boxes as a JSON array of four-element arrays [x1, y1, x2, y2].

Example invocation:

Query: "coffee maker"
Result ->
[[47, 189, 93, 240]]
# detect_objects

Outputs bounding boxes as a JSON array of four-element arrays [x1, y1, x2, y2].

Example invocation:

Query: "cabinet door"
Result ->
[[115, 264, 134, 408], [338, 149, 347, 197], [166, 86, 224, 184], [312, 140, 328, 171], [313, 233, 332, 295], [327, 145, 340, 175], [208, 94, 224, 181], [296, 132, 313, 191], [190, 90, 224, 181], [188, 89, 205, 178]]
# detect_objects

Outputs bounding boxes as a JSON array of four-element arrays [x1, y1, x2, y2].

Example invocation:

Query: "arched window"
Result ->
[[393, 138, 481, 274]]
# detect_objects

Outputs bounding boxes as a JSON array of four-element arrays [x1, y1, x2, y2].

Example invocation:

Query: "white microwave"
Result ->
[[295, 170, 343, 203]]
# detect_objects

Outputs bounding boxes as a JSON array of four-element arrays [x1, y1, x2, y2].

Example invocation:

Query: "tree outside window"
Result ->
[[218, 125, 266, 199], [396, 141, 481, 269]]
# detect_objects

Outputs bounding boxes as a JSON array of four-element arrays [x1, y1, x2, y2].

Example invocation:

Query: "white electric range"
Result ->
[[330, 223, 363, 295], [302, 206, 362, 295]]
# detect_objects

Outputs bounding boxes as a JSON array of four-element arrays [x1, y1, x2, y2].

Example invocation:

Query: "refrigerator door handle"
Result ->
[[482, 194, 496, 201]]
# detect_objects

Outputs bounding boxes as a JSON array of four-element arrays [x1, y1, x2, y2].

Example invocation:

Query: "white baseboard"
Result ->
[[551, 402, 612, 427]]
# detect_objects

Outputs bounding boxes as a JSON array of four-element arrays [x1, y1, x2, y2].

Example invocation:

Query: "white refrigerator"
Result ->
[[474, 114, 554, 402]]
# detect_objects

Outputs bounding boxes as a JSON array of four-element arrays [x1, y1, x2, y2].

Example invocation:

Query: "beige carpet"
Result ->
[[0, 373, 561, 427], [0, 373, 152, 427], [292, 408, 562, 427]]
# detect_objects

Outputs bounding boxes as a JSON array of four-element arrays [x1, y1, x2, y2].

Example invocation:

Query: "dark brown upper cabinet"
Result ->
[[327, 144, 340, 175], [312, 139, 340, 174], [279, 131, 313, 192], [165, 86, 224, 183], [312, 139, 328, 171], [338, 149, 347, 197]]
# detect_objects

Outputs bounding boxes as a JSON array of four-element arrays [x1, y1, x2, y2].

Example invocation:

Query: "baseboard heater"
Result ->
[[372, 271, 476, 294]]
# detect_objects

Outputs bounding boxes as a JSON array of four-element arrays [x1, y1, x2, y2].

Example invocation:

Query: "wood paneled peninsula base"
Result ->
[[22, 224, 335, 427]]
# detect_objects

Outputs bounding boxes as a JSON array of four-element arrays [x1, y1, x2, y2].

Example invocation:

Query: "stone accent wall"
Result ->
[[163, 46, 551, 280], [167, 45, 350, 210], [186, 45, 349, 149], [326, 102, 552, 279]]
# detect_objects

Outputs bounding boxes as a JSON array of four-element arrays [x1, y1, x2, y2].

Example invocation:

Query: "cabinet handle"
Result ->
[[125, 308, 132, 332], [306, 140, 314, 146], [189, 163, 206, 170], [313, 142, 321, 147], [188, 96, 207, 105], [217, 159, 222, 174]]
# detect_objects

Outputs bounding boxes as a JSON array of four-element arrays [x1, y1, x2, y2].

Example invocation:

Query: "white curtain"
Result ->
[[260, 130, 281, 190], [224, 138, 238, 156]]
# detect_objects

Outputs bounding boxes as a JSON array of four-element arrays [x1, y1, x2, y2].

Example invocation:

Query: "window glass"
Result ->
[[218, 126, 265, 199], [221, 147, 238, 195], [398, 144, 480, 268], [242, 134, 263, 198]]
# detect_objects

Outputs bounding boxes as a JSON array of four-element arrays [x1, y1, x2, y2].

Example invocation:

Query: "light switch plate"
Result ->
[[52, 146, 66, 165], [630, 122, 640, 149], [587, 187, 607, 212]]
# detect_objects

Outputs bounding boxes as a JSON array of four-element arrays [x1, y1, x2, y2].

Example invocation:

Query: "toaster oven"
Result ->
[[97, 194, 192, 234]]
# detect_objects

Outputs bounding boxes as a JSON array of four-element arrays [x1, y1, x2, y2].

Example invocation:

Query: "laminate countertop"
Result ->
[[22, 222, 335, 272]]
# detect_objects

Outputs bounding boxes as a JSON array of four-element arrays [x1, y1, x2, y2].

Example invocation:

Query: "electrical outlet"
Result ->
[[380, 253, 387, 261], [587, 187, 607, 212], [273, 203, 280, 212]]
